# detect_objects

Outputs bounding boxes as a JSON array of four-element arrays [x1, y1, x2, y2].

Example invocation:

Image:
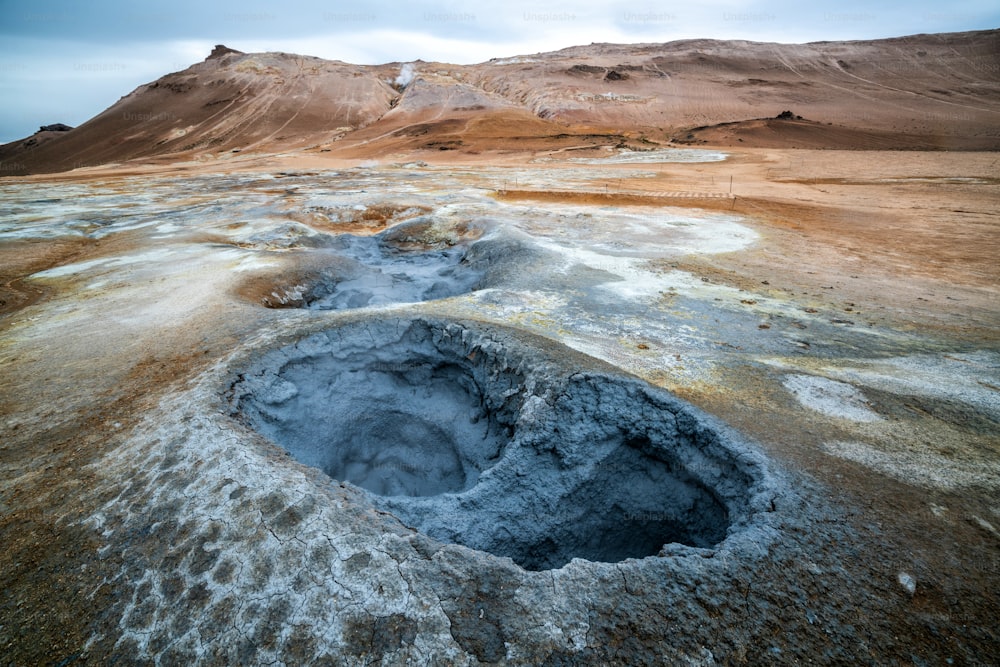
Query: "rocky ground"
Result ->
[[0, 146, 998, 664]]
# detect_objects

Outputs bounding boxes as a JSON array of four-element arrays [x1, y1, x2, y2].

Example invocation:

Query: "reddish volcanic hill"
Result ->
[[2, 29, 999, 174], [0, 46, 398, 174]]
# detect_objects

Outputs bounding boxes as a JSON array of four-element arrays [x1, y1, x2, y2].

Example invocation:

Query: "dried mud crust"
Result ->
[[54, 314, 998, 665], [4, 148, 998, 664], [231, 317, 778, 571]]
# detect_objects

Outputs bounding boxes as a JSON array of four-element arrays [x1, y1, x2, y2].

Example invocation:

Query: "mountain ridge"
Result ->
[[2, 29, 998, 175]]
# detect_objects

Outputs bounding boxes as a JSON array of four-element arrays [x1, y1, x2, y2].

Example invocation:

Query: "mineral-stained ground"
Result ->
[[1, 147, 998, 664]]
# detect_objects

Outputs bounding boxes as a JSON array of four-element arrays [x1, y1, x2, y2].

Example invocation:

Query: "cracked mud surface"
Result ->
[[1, 149, 998, 664]]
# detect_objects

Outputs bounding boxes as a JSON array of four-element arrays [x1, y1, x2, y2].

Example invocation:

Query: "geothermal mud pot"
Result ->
[[254, 217, 526, 310], [232, 317, 778, 572]]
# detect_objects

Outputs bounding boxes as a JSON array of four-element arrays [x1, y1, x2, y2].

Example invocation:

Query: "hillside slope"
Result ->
[[0, 46, 398, 174], [2, 30, 998, 174]]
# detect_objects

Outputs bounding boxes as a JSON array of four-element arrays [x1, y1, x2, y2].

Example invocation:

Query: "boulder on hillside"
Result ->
[[776, 110, 803, 120], [207, 44, 243, 60]]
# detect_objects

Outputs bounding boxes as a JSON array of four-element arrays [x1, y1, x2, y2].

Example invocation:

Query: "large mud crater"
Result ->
[[232, 318, 772, 570]]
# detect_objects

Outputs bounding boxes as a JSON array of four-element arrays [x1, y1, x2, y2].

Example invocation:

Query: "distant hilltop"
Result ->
[[2, 29, 998, 175]]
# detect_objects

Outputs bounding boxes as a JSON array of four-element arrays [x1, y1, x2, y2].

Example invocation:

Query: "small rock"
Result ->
[[970, 515, 999, 537], [897, 572, 916, 596]]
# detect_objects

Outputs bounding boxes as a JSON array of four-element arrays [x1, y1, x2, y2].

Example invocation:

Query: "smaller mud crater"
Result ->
[[232, 317, 775, 570], [293, 203, 432, 236], [240, 217, 524, 310]]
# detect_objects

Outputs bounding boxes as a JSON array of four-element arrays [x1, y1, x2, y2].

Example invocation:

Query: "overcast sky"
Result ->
[[0, 0, 997, 142]]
